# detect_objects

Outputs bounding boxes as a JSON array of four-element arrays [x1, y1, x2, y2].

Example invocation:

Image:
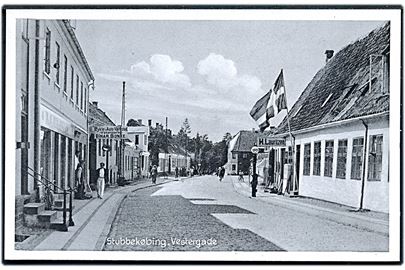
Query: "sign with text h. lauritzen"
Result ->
[[95, 125, 128, 139], [257, 136, 286, 149]]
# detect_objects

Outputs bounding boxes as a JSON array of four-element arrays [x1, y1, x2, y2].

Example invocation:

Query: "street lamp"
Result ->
[[251, 145, 259, 197]]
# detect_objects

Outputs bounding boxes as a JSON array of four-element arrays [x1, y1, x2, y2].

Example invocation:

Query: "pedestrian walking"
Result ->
[[218, 166, 225, 182], [251, 173, 258, 197], [74, 160, 84, 199], [151, 165, 157, 184], [175, 166, 179, 179], [96, 162, 106, 199]]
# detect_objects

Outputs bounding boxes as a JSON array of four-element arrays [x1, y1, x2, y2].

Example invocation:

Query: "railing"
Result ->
[[26, 166, 75, 231]]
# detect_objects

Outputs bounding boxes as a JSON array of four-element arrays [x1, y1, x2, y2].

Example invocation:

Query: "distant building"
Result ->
[[88, 101, 119, 186], [15, 19, 94, 228], [227, 130, 260, 175], [273, 23, 390, 212], [158, 145, 191, 174], [127, 120, 150, 177]]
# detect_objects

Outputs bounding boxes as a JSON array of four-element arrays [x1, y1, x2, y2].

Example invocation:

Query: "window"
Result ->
[[232, 164, 236, 171], [135, 135, 139, 145], [351, 137, 364, 180], [76, 75, 80, 105], [324, 140, 334, 177], [243, 153, 248, 158], [368, 135, 383, 181], [70, 66, 74, 99], [313, 142, 321, 176], [336, 140, 348, 179], [80, 81, 84, 110], [232, 153, 237, 159], [144, 135, 147, 145], [303, 143, 311, 176], [84, 87, 87, 112], [63, 55, 68, 93], [44, 28, 51, 74], [55, 42, 60, 84], [284, 146, 293, 164]]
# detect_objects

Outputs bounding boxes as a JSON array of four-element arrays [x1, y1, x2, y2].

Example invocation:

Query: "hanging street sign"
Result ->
[[257, 136, 286, 148]]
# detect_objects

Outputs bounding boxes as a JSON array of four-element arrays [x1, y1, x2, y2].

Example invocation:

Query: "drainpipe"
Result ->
[[33, 20, 41, 201], [358, 119, 368, 211]]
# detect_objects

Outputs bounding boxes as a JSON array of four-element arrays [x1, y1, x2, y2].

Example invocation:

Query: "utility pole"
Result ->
[[118, 81, 125, 185], [165, 116, 168, 179]]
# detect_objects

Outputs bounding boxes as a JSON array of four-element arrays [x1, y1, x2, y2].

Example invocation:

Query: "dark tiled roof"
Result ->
[[232, 130, 272, 152], [277, 22, 390, 135], [88, 102, 115, 126]]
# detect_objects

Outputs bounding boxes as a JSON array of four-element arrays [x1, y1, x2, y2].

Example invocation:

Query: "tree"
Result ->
[[127, 119, 141, 126]]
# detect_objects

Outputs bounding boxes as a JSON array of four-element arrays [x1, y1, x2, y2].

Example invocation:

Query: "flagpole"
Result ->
[[280, 69, 298, 195]]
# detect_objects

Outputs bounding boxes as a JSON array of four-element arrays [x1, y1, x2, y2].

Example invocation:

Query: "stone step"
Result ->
[[23, 203, 45, 215], [37, 210, 58, 223]]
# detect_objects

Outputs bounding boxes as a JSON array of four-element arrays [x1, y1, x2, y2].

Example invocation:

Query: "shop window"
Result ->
[[303, 143, 311, 176], [324, 140, 334, 177], [313, 142, 321, 176], [55, 42, 60, 85], [63, 55, 68, 93], [284, 146, 293, 164], [144, 135, 147, 145], [40, 129, 52, 181], [60, 136, 66, 188], [368, 135, 383, 181], [351, 137, 364, 180], [336, 139, 347, 179], [53, 133, 59, 188], [98, 139, 101, 156], [67, 139, 73, 188], [70, 66, 74, 99], [44, 28, 51, 75]]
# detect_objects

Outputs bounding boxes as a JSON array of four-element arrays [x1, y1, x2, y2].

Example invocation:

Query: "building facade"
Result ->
[[227, 130, 260, 175], [16, 19, 94, 227], [127, 122, 150, 177], [272, 23, 390, 212]]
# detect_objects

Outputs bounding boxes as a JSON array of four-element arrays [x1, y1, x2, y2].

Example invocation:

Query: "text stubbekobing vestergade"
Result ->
[[106, 237, 217, 248]]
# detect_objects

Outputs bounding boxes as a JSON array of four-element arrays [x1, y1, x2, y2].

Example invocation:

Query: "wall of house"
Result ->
[[127, 126, 150, 176], [292, 115, 389, 213]]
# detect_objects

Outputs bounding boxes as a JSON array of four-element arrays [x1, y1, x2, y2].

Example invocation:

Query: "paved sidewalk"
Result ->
[[32, 177, 173, 251], [230, 176, 389, 236]]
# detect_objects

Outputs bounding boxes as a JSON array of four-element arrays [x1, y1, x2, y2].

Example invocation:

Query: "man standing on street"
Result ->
[[96, 162, 106, 199]]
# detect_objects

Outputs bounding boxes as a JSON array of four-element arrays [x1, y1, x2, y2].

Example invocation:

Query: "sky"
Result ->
[[74, 20, 385, 142]]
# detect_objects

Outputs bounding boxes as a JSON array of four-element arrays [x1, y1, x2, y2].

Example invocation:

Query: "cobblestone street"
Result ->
[[104, 185, 284, 251]]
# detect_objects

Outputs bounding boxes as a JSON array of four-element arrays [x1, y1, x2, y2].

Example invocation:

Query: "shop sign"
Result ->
[[40, 105, 75, 137], [257, 136, 286, 148], [95, 125, 127, 139]]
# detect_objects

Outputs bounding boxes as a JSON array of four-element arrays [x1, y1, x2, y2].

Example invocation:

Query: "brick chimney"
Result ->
[[137, 119, 142, 125], [325, 50, 334, 63], [92, 101, 98, 107], [148, 119, 152, 126]]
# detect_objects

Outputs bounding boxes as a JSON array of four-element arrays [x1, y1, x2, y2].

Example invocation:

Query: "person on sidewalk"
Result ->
[[175, 166, 179, 179], [151, 165, 157, 184], [96, 162, 106, 199], [218, 166, 225, 182], [251, 173, 258, 197]]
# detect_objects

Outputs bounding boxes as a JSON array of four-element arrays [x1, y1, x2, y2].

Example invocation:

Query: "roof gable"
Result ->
[[277, 22, 390, 134]]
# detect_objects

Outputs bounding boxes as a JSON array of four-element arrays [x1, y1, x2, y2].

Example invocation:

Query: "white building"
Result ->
[[15, 19, 94, 227], [127, 121, 150, 177], [273, 23, 390, 213]]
